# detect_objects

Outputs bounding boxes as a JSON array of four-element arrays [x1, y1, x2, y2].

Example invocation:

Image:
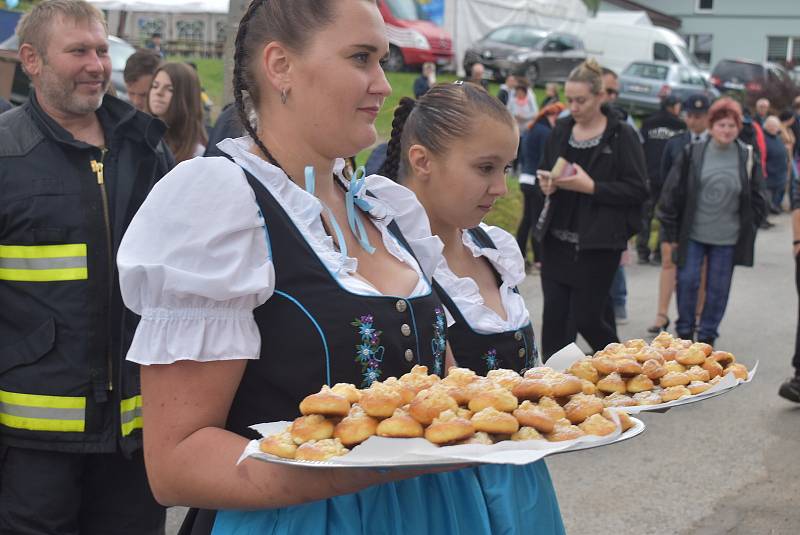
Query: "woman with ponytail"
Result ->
[[116, 1, 533, 534], [381, 83, 565, 534], [536, 59, 648, 359]]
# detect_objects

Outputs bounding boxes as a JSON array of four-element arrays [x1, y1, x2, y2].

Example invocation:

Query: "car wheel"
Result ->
[[385, 45, 405, 72], [525, 63, 539, 84]]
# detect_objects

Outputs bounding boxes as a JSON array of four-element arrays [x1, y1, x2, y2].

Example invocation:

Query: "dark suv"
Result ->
[[463, 25, 585, 84], [710, 59, 792, 95]]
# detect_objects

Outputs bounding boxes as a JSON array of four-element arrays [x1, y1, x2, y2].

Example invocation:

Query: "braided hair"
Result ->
[[231, 0, 340, 170], [379, 83, 515, 183]]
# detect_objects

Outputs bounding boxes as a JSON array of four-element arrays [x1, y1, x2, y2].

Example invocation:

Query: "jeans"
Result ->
[[609, 265, 627, 309], [676, 239, 735, 340], [636, 182, 662, 260], [793, 255, 800, 373]]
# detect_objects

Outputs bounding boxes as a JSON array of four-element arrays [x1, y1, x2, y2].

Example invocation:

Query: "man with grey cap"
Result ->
[[661, 93, 712, 187]]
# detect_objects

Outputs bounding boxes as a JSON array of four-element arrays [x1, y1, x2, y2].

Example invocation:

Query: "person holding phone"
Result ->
[[535, 59, 648, 360]]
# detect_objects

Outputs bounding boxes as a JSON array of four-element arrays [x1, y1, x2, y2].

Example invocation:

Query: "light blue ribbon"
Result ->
[[304, 165, 376, 256], [345, 166, 376, 254]]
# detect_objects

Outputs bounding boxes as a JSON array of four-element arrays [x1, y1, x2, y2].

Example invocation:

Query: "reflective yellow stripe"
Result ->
[[120, 395, 143, 437], [0, 244, 87, 258], [0, 389, 86, 433], [0, 244, 88, 282]]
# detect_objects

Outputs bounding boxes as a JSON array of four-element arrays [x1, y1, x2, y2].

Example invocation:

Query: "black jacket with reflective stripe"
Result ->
[[0, 92, 171, 454]]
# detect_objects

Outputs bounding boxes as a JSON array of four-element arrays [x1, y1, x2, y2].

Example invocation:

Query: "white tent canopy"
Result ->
[[444, 0, 590, 75], [88, 0, 229, 14]]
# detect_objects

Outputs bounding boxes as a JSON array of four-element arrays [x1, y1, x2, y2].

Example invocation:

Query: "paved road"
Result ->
[[534, 214, 800, 535], [166, 214, 800, 534]]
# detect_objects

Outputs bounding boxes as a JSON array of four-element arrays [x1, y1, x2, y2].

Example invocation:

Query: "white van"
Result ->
[[580, 18, 703, 77]]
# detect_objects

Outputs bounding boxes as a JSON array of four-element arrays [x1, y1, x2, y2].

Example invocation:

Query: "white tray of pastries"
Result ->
[[239, 365, 645, 469], [546, 333, 756, 414]]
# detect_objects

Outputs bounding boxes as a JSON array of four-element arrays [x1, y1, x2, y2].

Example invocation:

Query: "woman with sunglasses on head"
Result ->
[[535, 59, 648, 360], [379, 82, 564, 535], [117, 2, 558, 533]]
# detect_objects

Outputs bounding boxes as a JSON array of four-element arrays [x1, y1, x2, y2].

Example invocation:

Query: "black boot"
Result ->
[[779, 376, 800, 403], [677, 331, 694, 342], [697, 337, 716, 347]]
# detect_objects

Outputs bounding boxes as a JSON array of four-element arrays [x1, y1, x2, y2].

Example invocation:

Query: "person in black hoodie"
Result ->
[[636, 95, 685, 264], [535, 59, 648, 359]]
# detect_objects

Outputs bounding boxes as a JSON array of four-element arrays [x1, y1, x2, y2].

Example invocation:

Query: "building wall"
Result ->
[[599, 0, 800, 66]]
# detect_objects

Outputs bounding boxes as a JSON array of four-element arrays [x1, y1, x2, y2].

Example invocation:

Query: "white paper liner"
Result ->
[[238, 411, 643, 468], [546, 343, 758, 413]]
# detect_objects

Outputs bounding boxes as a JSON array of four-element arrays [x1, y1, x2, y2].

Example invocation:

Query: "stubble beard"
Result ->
[[38, 63, 107, 116]]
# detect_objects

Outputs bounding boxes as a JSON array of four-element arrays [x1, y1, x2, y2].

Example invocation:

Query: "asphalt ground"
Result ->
[[166, 212, 800, 534]]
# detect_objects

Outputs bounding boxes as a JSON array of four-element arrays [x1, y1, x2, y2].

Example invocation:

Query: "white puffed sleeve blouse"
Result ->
[[117, 137, 443, 365]]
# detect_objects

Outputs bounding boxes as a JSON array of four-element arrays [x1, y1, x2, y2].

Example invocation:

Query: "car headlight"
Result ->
[[409, 30, 430, 51], [508, 53, 529, 63]]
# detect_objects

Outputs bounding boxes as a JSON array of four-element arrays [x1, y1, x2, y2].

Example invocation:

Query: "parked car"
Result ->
[[0, 34, 135, 105], [709, 59, 792, 95], [463, 25, 586, 84], [617, 61, 719, 115], [378, 0, 453, 71], [581, 17, 705, 78]]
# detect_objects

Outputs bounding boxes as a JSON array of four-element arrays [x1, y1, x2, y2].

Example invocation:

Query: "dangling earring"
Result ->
[[280, 88, 289, 105]]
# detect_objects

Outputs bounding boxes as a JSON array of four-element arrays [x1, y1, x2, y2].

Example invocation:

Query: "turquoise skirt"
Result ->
[[211, 461, 564, 535]]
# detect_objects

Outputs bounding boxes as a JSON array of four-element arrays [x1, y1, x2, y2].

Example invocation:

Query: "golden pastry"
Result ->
[[624, 339, 647, 351], [399, 365, 439, 393], [591, 355, 618, 375], [692, 342, 713, 357], [409, 388, 458, 425], [651, 331, 674, 348], [512, 378, 553, 401], [660, 385, 691, 402], [459, 431, 494, 445], [456, 407, 474, 420], [664, 361, 687, 374], [702, 357, 724, 380], [295, 438, 349, 461], [443, 367, 478, 386], [632, 391, 662, 405], [462, 377, 494, 401], [546, 418, 585, 442], [468, 387, 519, 413], [711, 351, 735, 367], [603, 409, 634, 432], [299, 385, 351, 417], [333, 405, 378, 447], [330, 383, 361, 404], [685, 366, 710, 383], [424, 410, 474, 444], [626, 374, 655, 393], [724, 363, 748, 381], [675, 347, 706, 366], [522, 366, 553, 379], [381, 377, 416, 405], [597, 372, 627, 394], [434, 382, 470, 406], [537, 396, 567, 421], [656, 347, 678, 362], [563, 393, 604, 424], [642, 359, 667, 380], [259, 431, 297, 459], [550, 373, 584, 398], [568, 358, 600, 383], [580, 378, 597, 395], [687, 381, 712, 395], [578, 413, 617, 436], [631, 347, 662, 363], [511, 426, 545, 441], [487, 369, 523, 390], [471, 407, 520, 435], [376, 408, 424, 438], [360, 382, 404, 419], [602, 392, 637, 407], [290, 414, 335, 444], [659, 371, 691, 388], [603, 342, 625, 354], [513, 400, 556, 433]]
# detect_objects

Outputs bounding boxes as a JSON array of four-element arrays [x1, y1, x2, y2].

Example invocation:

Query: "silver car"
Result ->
[[618, 61, 719, 115], [463, 25, 586, 84]]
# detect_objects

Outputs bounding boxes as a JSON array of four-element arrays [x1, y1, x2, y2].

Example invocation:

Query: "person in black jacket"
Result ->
[[0, 2, 172, 533], [535, 59, 648, 359], [0, 96, 12, 114], [658, 97, 766, 346], [780, 178, 800, 402], [636, 95, 685, 264], [413, 62, 436, 99]]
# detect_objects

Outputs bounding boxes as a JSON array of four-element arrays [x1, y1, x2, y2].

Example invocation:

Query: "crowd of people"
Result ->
[[2, 1, 800, 534]]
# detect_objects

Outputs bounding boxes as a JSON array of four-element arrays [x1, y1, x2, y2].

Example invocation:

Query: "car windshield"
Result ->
[[713, 61, 763, 80], [385, 0, 426, 21], [674, 45, 701, 68], [485, 26, 544, 49], [624, 63, 669, 80]]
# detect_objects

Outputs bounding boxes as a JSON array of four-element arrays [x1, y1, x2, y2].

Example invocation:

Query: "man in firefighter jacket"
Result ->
[[0, 2, 172, 532]]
